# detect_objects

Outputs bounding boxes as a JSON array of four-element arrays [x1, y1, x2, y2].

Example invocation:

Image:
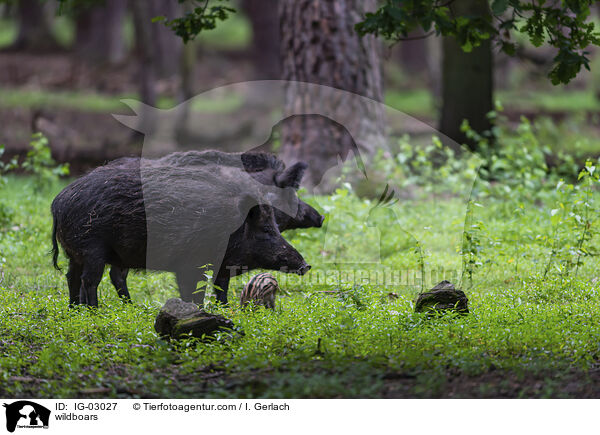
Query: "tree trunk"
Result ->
[[242, 0, 280, 79], [13, 0, 59, 52], [150, 0, 182, 79], [398, 36, 429, 76], [131, 0, 159, 140], [132, 0, 182, 79], [75, 0, 127, 64], [439, 0, 493, 150], [279, 0, 385, 190]]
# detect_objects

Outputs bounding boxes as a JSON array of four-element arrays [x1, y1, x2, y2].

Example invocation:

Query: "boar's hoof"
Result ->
[[414, 280, 469, 315], [155, 298, 235, 340]]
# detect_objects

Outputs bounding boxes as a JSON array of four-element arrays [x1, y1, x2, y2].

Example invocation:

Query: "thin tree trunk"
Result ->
[[131, 0, 158, 139], [242, 0, 280, 79], [279, 0, 385, 190], [13, 0, 59, 52], [440, 0, 493, 150], [149, 0, 182, 79], [75, 0, 127, 64], [398, 36, 429, 75]]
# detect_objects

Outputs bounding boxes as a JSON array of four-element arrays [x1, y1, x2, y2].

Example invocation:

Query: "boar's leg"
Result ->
[[66, 260, 83, 307], [213, 273, 230, 305], [176, 270, 204, 306], [79, 261, 104, 307], [109, 266, 131, 303]]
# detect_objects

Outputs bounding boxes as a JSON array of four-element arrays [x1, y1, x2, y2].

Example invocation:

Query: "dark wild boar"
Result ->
[[111, 151, 325, 231], [51, 160, 311, 307], [103, 151, 324, 304]]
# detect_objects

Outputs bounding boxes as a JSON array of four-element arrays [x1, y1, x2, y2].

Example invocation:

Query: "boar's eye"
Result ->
[[254, 227, 272, 241]]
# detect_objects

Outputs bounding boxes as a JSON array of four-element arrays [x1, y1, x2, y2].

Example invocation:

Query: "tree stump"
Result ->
[[414, 280, 469, 315], [154, 298, 235, 340]]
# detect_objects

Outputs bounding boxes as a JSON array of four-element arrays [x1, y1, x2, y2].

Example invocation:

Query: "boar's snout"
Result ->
[[297, 263, 311, 275], [278, 242, 310, 275], [298, 200, 325, 228]]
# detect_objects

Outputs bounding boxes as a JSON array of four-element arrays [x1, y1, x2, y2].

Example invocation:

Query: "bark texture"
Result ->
[[75, 0, 127, 64], [440, 0, 493, 150], [279, 0, 385, 190], [13, 0, 59, 52], [132, 0, 182, 80], [242, 0, 280, 79]]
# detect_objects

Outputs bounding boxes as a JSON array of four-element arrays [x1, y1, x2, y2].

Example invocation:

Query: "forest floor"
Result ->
[[2, 170, 600, 398]]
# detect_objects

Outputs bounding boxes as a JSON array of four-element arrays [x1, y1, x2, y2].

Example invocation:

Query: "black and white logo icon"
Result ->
[[3, 401, 50, 433]]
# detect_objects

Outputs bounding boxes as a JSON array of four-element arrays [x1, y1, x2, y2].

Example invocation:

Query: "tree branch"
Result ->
[[394, 30, 435, 42]]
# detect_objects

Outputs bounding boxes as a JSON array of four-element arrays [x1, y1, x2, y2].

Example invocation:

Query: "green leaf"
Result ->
[[491, 0, 509, 15]]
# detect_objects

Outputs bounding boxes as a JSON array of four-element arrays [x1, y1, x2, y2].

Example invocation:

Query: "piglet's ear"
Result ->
[[275, 162, 308, 189]]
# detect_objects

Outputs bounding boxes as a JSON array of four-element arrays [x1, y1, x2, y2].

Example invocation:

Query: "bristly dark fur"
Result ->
[[106, 150, 323, 232], [154, 150, 285, 173], [50, 153, 311, 307]]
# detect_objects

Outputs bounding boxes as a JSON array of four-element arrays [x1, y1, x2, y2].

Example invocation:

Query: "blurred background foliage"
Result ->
[[0, 0, 598, 176]]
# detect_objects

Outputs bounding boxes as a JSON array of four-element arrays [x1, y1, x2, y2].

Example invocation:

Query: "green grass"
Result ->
[[0, 18, 17, 48], [385, 89, 600, 118], [0, 87, 244, 114], [502, 90, 600, 113], [385, 89, 434, 118], [0, 84, 597, 122], [1, 152, 600, 397]]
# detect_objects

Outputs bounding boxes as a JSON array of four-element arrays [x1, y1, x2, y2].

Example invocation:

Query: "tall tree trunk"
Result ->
[[426, 35, 442, 104], [132, 0, 182, 80], [149, 0, 182, 79], [398, 36, 429, 76], [131, 0, 159, 140], [13, 0, 59, 52], [279, 0, 384, 190], [440, 0, 493, 150], [75, 0, 127, 64], [242, 0, 280, 79]]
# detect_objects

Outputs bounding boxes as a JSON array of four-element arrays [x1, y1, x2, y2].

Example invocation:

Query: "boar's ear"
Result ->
[[238, 194, 260, 223], [275, 162, 308, 189]]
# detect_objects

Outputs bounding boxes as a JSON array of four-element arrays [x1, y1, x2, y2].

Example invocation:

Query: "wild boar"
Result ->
[[102, 151, 324, 304], [110, 151, 325, 231], [51, 161, 310, 307]]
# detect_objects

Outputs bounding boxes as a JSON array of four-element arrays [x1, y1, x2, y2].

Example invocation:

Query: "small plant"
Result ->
[[543, 161, 600, 279], [0, 145, 18, 230], [21, 133, 69, 192], [460, 200, 486, 289]]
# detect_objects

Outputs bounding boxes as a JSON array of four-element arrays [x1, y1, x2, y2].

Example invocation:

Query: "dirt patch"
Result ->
[[382, 367, 600, 398]]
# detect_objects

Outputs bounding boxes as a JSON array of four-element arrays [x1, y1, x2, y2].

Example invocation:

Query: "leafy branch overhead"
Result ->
[[355, 0, 600, 85], [152, 0, 236, 43]]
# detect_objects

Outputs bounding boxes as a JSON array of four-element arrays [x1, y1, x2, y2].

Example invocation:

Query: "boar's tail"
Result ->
[[51, 217, 61, 271]]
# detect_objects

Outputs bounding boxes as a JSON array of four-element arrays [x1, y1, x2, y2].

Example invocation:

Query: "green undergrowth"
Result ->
[[2, 120, 600, 397]]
